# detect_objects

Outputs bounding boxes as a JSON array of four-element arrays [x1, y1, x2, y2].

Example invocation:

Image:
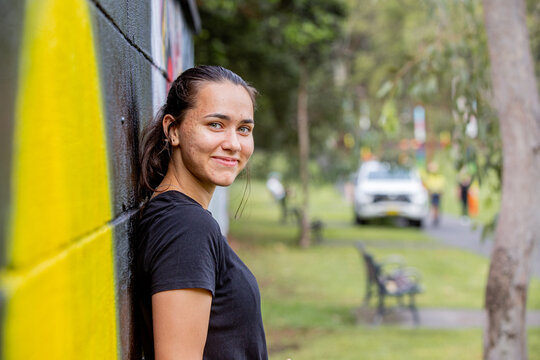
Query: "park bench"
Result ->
[[355, 242, 422, 325]]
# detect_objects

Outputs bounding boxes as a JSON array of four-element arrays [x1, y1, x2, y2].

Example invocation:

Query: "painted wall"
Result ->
[[0, 1, 199, 359]]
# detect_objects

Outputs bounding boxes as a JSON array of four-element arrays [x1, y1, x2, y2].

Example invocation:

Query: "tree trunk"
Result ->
[[482, 0, 540, 359], [297, 66, 311, 248]]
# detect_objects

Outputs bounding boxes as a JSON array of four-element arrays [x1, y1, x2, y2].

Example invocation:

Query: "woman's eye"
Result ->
[[209, 122, 223, 129], [238, 126, 252, 134]]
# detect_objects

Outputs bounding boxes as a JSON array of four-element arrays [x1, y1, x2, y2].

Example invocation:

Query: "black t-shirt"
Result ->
[[135, 191, 268, 360]]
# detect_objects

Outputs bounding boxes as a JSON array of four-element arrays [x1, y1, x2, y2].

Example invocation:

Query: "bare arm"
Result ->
[[152, 289, 213, 360]]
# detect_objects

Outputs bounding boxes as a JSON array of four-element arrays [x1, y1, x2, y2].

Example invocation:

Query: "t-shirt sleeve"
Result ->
[[148, 210, 221, 296]]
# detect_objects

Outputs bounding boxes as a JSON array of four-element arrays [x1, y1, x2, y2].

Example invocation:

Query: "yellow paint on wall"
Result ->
[[3, 227, 118, 359], [10, 0, 111, 267], [2, 0, 119, 359]]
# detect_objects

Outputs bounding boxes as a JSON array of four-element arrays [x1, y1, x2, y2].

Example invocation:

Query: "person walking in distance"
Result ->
[[425, 161, 445, 226], [266, 172, 288, 223], [458, 166, 472, 221]]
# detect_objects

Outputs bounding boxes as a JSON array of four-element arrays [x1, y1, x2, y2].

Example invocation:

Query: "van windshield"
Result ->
[[367, 169, 412, 180]]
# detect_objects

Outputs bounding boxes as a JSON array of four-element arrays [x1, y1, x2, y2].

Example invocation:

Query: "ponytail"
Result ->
[[138, 106, 171, 200]]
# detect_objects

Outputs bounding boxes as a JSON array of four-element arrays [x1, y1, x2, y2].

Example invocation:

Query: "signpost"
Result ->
[[413, 105, 426, 169]]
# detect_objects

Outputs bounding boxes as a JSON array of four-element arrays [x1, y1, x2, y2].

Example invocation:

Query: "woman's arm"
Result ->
[[152, 289, 213, 360]]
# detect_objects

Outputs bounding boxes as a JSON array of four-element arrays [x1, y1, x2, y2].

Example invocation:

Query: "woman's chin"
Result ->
[[213, 176, 237, 187], [209, 168, 246, 187]]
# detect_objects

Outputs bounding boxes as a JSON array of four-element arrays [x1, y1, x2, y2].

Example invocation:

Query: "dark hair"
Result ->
[[138, 65, 257, 200]]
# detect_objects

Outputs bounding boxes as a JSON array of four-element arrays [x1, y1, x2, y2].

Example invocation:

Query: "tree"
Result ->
[[481, 0, 540, 358], [337, 0, 468, 171], [351, 0, 504, 231], [196, 0, 346, 247], [195, 0, 346, 157], [347, 0, 539, 355], [276, 0, 346, 247], [340, 4, 539, 356]]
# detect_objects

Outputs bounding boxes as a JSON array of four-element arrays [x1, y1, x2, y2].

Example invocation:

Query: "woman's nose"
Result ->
[[222, 130, 241, 152]]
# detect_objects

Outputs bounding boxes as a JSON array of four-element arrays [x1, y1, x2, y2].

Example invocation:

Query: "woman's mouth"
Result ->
[[212, 156, 239, 167]]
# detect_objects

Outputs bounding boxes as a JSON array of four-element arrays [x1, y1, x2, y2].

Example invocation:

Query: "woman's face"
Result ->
[[171, 81, 255, 190]]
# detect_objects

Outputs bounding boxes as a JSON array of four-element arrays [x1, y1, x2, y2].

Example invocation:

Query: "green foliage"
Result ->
[[195, 0, 348, 163], [379, 99, 400, 137], [433, 149, 501, 226], [342, 0, 508, 231], [529, 0, 540, 78], [196, 0, 540, 206]]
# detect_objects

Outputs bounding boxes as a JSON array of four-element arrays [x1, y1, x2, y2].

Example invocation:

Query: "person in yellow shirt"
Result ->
[[424, 162, 445, 226]]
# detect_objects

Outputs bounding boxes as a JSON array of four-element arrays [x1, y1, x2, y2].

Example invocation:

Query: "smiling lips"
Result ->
[[212, 156, 239, 167]]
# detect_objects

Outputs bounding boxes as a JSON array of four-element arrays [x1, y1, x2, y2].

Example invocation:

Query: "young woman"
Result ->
[[136, 66, 267, 360]]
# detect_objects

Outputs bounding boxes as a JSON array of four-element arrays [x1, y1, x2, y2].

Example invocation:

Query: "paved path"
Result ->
[[423, 214, 540, 278], [354, 307, 540, 329]]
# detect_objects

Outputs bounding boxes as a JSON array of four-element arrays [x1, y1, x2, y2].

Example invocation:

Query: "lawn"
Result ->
[[265, 327, 540, 360], [228, 180, 540, 359]]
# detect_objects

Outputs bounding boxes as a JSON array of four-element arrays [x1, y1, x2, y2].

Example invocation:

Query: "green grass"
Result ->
[[238, 245, 361, 329], [231, 181, 435, 245], [268, 328, 483, 360], [238, 242, 540, 318], [370, 248, 490, 309], [323, 224, 436, 244], [228, 180, 540, 359], [267, 327, 540, 360]]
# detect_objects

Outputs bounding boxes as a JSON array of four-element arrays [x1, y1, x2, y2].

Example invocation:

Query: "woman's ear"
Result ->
[[162, 114, 179, 146]]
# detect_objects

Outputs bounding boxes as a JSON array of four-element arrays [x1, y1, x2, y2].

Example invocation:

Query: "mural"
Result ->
[[0, 0, 198, 359], [4, 0, 117, 357], [151, 0, 195, 113]]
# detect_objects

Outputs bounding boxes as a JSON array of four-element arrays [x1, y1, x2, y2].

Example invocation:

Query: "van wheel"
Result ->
[[355, 215, 368, 225], [409, 219, 423, 228]]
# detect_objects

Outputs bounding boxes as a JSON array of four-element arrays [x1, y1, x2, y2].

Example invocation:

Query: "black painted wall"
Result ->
[[91, 1, 197, 358], [0, 1, 198, 359]]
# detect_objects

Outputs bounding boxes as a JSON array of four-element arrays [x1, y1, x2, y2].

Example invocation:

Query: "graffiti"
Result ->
[[2, 0, 118, 358], [151, 0, 194, 112], [0, 0, 198, 359]]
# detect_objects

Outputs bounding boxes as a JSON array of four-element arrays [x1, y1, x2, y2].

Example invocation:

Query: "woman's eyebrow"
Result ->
[[204, 113, 230, 120], [204, 113, 254, 123]]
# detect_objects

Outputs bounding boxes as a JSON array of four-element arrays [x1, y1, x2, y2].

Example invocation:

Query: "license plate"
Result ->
[[386, 209, 399, 216]]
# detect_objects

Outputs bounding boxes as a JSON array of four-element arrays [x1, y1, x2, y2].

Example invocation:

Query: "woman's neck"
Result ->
[[155, 170, 214, 209]]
